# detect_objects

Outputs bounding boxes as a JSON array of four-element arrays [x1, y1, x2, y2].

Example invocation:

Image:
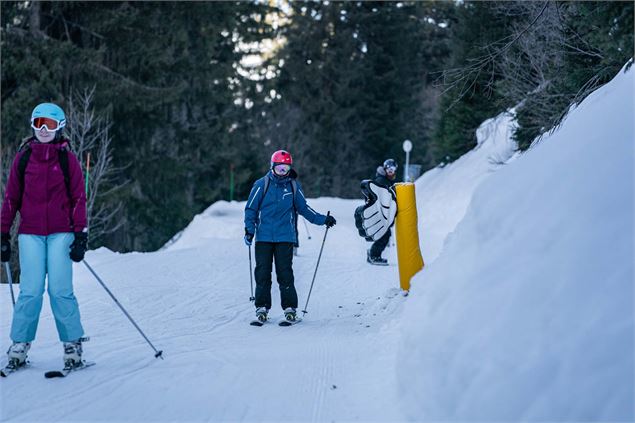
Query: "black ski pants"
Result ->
[[370, 228, 391, 258], [254, 242, 297, 310]]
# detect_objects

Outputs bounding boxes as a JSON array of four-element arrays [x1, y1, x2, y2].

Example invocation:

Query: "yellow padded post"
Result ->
[[394, 183, 424, 292]]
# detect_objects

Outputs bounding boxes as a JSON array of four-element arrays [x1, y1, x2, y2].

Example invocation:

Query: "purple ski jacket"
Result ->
[[1, 138, 87, 235]]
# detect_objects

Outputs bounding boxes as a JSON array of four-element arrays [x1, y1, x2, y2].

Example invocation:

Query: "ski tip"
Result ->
[[44, 371, 65, 379]]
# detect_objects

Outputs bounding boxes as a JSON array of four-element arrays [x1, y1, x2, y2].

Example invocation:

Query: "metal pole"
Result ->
[[248, 245, 255, 302], [4, 262, 15, 308], [82, 260, 163, 359], [301, 211, 330, 316], [403, 139, 412, 182]]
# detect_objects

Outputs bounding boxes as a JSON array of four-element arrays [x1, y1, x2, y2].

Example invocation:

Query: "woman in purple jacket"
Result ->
[[0, 103, 89, 372]]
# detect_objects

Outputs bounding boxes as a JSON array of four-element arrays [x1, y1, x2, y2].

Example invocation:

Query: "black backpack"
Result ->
[[16, 139, 73, 205]]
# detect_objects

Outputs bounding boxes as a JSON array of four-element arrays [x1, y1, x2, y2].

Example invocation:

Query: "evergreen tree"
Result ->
[[270, 1, 451, 196], [1, 1, 280, 251], [430, 1, 508, 165]]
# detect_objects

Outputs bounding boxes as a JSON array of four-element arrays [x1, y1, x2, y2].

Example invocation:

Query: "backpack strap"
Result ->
[[290, 179, 298, 198], [16, 144, 32, 211], [57, 147, 75, 227], [256, 176, 271, 211], [17, 146, 32, 190], [57, 147, 73, 200]]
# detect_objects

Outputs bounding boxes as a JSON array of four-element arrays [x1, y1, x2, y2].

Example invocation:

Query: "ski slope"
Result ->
[[1, 197, 412, 423], [1, 63, 633, 422]]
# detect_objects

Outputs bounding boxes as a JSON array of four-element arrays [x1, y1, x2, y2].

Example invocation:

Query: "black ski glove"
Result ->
[[1, 232, 10, 263], [325, 215, 336, 228], [69, 232, 88, 262], [244, 229, 254, 246]]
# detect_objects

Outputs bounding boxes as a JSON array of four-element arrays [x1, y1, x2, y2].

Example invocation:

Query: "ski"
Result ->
[[0, 360, 29, 377], [278, 317, 302, 326], [44, 361, 96, 379], [367, 260, 389, 267]]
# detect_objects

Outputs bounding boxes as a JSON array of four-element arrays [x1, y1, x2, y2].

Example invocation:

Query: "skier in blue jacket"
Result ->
[[244, 150, 336, 324]]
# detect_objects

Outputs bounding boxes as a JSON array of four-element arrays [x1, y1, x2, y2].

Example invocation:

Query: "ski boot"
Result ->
[[283, 307, 297, 323], [63, 340, 84, 369], [255, 307, 269, 323], [367, 250, 388, 266], [5, 342, 31, 370]]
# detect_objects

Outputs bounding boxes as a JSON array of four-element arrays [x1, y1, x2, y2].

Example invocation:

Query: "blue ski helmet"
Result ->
[[31, 103, 66, 130]]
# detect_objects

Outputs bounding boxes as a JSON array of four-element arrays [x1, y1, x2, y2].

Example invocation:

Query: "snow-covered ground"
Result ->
[[1, 64, 632, 422]]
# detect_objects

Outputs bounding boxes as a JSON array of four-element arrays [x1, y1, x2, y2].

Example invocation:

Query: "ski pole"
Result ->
[[82, 260, 163, 359], [4, 262, 15, 308], [302, 217, 312, 240], [302, 211, 330, 316], [248, 244, 255, 302]]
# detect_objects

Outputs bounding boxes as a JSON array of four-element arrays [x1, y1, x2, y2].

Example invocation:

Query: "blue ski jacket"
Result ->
[[244, 170, 327, 243]]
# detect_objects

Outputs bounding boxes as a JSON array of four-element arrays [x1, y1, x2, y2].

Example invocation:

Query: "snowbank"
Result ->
[[399, 63, 634, 420], [415, 110, 518, 264]]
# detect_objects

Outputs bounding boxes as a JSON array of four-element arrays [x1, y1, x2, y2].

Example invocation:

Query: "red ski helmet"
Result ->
[[270, 150, 293, 167]]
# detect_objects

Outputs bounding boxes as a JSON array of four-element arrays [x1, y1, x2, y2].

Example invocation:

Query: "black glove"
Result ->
[[69, 232, 88, 262], [1, 232, 10, 263], [325, 215, 336, 228], [244, 229, 254, 246]]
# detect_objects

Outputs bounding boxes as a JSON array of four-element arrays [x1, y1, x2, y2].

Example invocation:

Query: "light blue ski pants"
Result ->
[[10, 233, 84, 343]]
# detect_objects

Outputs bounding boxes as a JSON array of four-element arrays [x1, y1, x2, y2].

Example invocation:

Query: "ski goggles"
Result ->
[[273, 164, 291, 176], [385, 165, 397, 174], [31, 117, 65, 132]]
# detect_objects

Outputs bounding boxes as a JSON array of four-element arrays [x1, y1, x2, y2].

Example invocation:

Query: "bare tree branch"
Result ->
[[437, 1, 550, 108], [67, 87, 126, 245]]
